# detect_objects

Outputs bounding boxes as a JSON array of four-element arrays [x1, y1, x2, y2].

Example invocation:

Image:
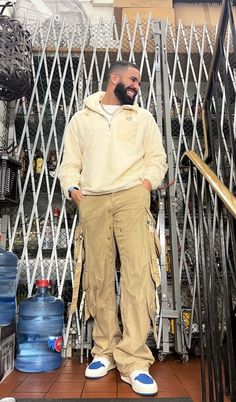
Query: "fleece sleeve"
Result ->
[[58, 115, 82, 199], [143, 114, 168, 190]]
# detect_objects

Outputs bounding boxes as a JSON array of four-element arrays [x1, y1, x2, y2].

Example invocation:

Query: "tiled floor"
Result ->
[[0, 354, 230, 401]]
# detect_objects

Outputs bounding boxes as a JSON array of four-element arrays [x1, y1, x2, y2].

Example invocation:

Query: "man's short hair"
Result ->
[[107, 61, 140, 80]]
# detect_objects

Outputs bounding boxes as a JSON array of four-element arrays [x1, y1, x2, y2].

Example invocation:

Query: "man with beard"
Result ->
[[59, 61, 167, 396]]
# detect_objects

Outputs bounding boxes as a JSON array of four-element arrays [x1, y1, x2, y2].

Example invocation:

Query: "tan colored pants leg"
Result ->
[[112, 186, 155, 375], [78, 185, 157, 374], [79, 194, 122, 362]]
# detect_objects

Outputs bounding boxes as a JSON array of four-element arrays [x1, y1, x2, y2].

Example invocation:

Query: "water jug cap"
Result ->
[[35, 279, 52, 288]]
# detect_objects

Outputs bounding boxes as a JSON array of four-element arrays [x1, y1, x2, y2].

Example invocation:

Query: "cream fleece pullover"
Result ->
[[58, 91, 167, 197]]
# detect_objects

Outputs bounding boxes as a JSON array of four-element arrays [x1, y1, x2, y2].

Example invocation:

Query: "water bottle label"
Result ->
[[48, 336, 63, 352]]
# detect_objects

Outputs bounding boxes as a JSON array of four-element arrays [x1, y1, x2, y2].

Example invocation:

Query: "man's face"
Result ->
[[113, 67, 141, 105]]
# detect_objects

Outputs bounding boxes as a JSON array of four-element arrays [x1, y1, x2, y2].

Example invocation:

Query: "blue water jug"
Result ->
[[15, 278, 64, 372], [0, 248, 18, 325]]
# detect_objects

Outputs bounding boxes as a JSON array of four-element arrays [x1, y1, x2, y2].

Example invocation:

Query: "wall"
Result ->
[[174, 3, 236, 26], [113, 0, 236, 26]]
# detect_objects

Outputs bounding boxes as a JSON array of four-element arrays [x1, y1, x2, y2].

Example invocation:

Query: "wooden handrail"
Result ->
[[183, 150, 236, 219]]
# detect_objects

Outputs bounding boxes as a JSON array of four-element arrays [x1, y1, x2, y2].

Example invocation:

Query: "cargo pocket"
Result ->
[[79, 220, 96, 322], [145, 208, 161, 344], [69, 222, 84, 316], [145, 208, 161, 288], [73, 221, 84, 261], [82, 268, 96, 321]]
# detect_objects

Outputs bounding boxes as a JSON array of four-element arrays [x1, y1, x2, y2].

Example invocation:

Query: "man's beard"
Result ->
[[114, 82, 137, 105]]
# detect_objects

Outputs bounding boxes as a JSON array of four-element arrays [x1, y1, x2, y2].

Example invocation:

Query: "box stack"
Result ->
[[0, 322, 15, 383]]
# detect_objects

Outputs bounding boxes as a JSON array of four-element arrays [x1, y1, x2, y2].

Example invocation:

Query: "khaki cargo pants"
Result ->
[[78, 185, 161, 376]]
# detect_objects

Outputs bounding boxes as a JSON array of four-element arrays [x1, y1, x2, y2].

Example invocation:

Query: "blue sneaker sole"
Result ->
[[121, 374, 158, 395]]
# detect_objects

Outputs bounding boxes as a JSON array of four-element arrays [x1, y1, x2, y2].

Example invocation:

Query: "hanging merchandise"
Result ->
[[0, 154, 21, 206], [54, 207, 69, 250], [53, 207, 65, 250], [58, 214, 68, 250], [0, 7, 32, 101], [0, 247, 18, 325], [15, 279, 64, 372], [28, 217, 38, 251], [42, 220, 53, 250], [47, 150, 57, 178], [53, 207, 60, 229], [34, 148, 44, 175], [176, 94, 182, 115], [19, 148, 25, 178]]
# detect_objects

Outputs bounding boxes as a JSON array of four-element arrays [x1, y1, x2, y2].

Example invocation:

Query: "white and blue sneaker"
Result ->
[[85, 356, 116, 379], [121, 370, 158, 395], [0, 399, 16, 402]]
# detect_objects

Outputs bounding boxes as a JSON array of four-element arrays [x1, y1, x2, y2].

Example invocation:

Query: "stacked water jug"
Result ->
[[0, 248, 64, 372], [15, 278, 64, 372], [0, 248, 18, 326]]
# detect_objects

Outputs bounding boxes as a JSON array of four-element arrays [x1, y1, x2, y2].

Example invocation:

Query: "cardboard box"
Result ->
[[114, 0, 173, 8], [0, 322, 15, 383], [123, 7, 175, 24]]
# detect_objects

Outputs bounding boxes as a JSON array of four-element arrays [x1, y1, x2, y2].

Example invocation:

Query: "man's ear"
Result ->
[[110, 72, 120, 86]]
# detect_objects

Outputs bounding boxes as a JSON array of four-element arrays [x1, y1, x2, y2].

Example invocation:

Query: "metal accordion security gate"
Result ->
[[0, 10, 235, 391]]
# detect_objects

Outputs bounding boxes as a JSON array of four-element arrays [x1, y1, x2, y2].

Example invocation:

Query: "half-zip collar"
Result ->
[[83, 91, 139, 118]]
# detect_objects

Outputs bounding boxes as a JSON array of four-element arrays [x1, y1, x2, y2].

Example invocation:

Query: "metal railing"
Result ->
[[183, 0, 236, 399], [182, 154, 236, 401]]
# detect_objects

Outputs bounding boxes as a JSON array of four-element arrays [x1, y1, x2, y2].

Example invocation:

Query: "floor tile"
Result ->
[[117, 392, 149, 398], [0, 355, 229, 401], [83, 380, 117, 393], [4, 371, 29, 382], [179, 377, 202, 389], [82, 393, 117, 398], [22, 372, 59, 383], [60, 365, 87, 374], [157, 390, 190, 398], [13, 382, 52, 393], [45, 392, 83, 398], [64, 359, 88, 368], [48, 381, 84, 393], [157, 377, 186, 392], [187, 389, 203, 402], [61, 358, 69, 366], [55, 373, 86, 382], [0, 382, 17, 396], [10, 393, 46, 399], [0, 389, 16, 397], [86, 372, 117, 383], [150, 365, 175, 378], [117, 381, 133, 393]]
